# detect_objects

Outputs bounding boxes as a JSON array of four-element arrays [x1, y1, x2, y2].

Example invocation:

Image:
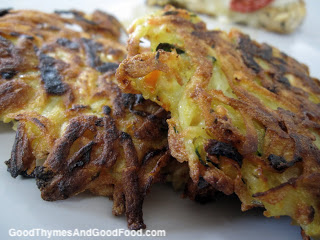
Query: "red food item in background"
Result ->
[[230, 0, 274, 13]]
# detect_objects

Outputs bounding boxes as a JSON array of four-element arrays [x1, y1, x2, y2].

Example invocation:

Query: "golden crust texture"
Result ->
[[116, 6, 320, 238], [0, 9, 175, 230]]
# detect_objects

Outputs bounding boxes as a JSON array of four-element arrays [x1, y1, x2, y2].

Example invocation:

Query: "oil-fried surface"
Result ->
[[0, 9, 174, 230], [117, 6, 320, 238]]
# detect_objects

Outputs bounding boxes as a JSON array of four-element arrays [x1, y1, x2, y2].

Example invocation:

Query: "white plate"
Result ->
[[0, 0, 319, 239]]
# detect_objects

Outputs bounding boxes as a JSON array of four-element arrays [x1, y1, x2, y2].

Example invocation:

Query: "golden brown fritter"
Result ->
[[0, 9, 126, 176], [0, 9, 173, 230], [146, 0, 306, 33], [116, 6, 320, 238]]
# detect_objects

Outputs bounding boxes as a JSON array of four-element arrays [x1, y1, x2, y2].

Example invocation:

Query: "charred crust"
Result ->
[[184, 177, 217, 204], [141, 150, 171, 193], [120, 93, 148, 116], [53, 168, 102, 200], [35, 166, 54, 189], [163, 11, 179, 16], [120, 126, 146, 230], [48, 26, 60, 31], [134, 108, 169, 140], [9, 32, 20, 37], [31, 117, 46, 130], [81, 38, 103, 68], [156, 43, 185, 54], [237, 35, 261, 74], [90, 172, 100, 181], [56, 38, 79, 50], [155, 51, 160, 60], [135, 94, 144, 104], [206, 156, 219, 168], [54, 10, 96, 25], [267, 154, 302, 171], [241, 50, 261, 73], [68, 141, 94, 172], [103, 105, 111, 115], [95, 118, 104, 127], [37, 117, 103, 201], [57, 181, 69, 199], [38, 53, 68, 95], [123, 168, 146, 230], [93, 116, 119, 167], [294, 155, 303, 162], [73, 13, 97, 26], [257, 43, 273, 61], [45, 117, 96, 171], [205, 140, 243, 166], [122, 138, 144, 228], [267, 154, 288, 171], [142, 147, 168, 165], [20, 170, 36, 178], [126, 92, 140, 104], [0, 8, 11, 17], [6, 122, 35, 178], [81, 38, 119, 74], [0, 36, 20, 79], [1, 70, 17, 80], [237, 34, 274, 71], [277, 75, 291, 87], [104, 82, 125, 117], [122, 93, 137, 109], [120, 132, 131, 141], [161, 2, 186, 9], [0, 35, 12, 50], [96, 62, 119, 73], [278, 120, 288, 133], [307, 206, 315, 223], [191, 30, 220, 43], [198, 176, 210, 189], [236, 33, 295, 89]]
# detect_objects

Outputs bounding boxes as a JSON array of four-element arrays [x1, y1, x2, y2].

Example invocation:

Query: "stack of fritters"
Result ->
[[117, 6, 320, 239], [0, 9, 178, 230]]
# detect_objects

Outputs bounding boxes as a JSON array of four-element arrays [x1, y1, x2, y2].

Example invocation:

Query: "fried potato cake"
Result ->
[[146, 0, 306, 33], [0, 9, 174, 230], [0, 9, 125, 176], [116, 6, 320, 238]]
